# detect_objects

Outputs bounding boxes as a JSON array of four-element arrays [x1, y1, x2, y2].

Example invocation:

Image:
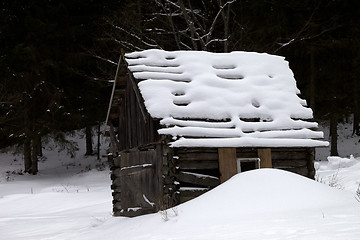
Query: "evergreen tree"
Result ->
[[0, 0, 111, 173]]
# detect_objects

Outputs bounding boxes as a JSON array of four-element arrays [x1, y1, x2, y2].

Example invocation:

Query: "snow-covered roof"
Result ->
[[125, 49, 328, 148]]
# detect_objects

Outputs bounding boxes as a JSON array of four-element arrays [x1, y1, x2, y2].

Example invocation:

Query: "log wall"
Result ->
[[171, 147, 315, 204], [271, 148, 315, 178], [174, 148, 220, 204]]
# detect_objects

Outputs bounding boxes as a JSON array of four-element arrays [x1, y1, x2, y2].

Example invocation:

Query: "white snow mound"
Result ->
[[327, 155, 360, 169], [175, 168, 355, 224], [85, 168, 359, 240]]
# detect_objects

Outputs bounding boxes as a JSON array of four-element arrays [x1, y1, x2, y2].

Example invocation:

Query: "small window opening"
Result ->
[[236, 158, 260, 173]]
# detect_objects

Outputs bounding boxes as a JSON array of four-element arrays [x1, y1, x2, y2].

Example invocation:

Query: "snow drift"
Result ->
[[74, 169, 360, 240], [177, 168, 354, 222]]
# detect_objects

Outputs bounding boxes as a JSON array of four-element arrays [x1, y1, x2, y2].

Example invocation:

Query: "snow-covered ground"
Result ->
[[316, 119, 360, 160], [315, 120, 360, 193], [0, 123, 359, 240]]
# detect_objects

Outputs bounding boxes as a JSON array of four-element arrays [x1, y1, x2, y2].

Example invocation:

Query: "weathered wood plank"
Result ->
[[178, 160, 219, 170], [117, 75, 128, 87], [218, 147, 237, 183], [271, 151, 308, 160], [130, 86, 137, 148], [272, 159, 307, 168], [112, 64, 161, 152], [110, 184, 121, 191], [177, 148, 218, 154], [105, 55, 123, 131], [113, 201, 122, 210], [112, 178, 121, 187], [258, 148, 272, 168], [126, 84, 131, 149], [271, 147, 309, 152], [118, 103, 125, 149], [112, 145, 164, 217], [236, 148, 258, 152], [113, 156, 121, 167], [236, 152, 258, 158], [108, 124, 121, 153], [175, 171, 219, 187], [113, 192, 121, 200], [236, 148, 258, 159], [177, 152, 219, 161], [127, 69, 148, 123], [119, 164, 154, 176], [306, 148, 315, 179]]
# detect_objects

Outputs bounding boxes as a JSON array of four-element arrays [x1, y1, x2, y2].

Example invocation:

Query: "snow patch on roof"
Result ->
[[125, 49, 328, 148]]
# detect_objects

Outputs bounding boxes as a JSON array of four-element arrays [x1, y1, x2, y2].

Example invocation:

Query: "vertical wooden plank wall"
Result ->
[[115, 69, 160, 151], [218, 148, 237, 183]]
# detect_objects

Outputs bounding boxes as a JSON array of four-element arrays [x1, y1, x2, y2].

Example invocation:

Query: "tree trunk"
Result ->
[[330, 113, 339, 156], [97, 123, 101, 160], [85, 125, 93, 155], [31, 138, 39, 175], [354, 113, 360, 136], [24, 139, 32, 173], [37, 137, 43, 157], [24, 106, 32, 173], [353, 78, 360, 135], [309, 47, 316, 114], [219, 0, 230, 53]]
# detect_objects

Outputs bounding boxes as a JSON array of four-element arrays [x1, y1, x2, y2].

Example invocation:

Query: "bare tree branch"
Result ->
[[205, 0, 236, 47], [155, 0, 182, 49], [177, 0, 201, 50], [89, 51, 118, 65], [273, 2, 338, 53]]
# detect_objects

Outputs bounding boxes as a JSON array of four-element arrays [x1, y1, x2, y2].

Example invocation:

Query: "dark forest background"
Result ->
[[0, 0, 359, 174]]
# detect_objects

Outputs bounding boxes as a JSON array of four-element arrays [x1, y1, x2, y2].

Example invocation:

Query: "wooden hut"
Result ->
[[105, 49, 328, 217]]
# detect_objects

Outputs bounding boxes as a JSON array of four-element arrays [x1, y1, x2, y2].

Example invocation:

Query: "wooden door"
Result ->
[[114, 145, 162, 217]]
